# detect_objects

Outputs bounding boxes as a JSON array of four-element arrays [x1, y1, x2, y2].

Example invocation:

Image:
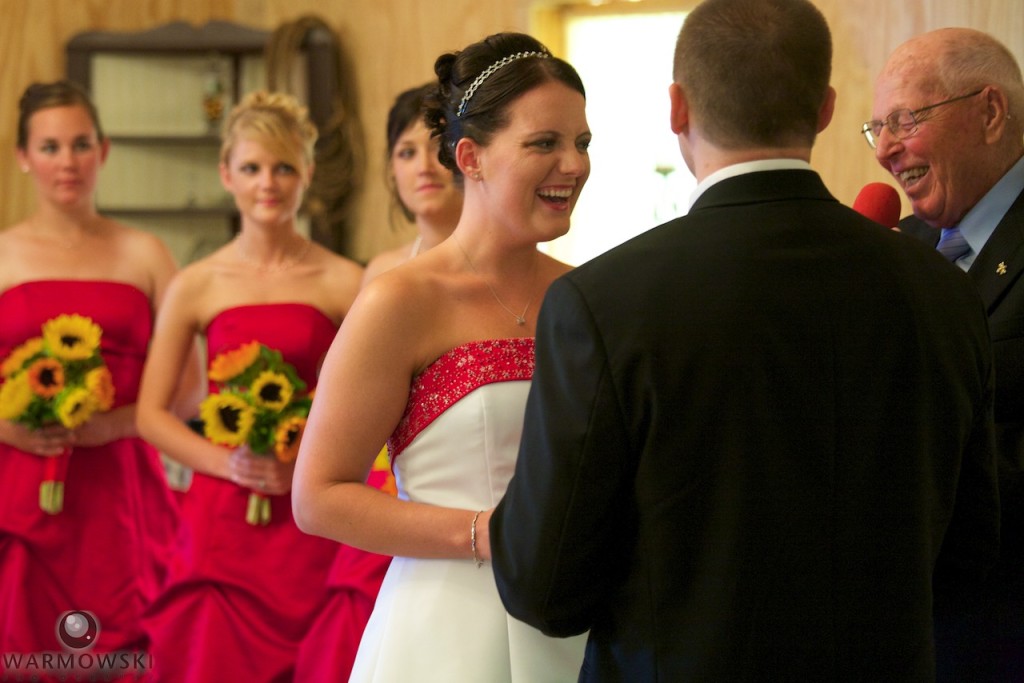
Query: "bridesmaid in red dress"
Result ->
[[137, 91, 364, 683], [0, 81, 191, 674], [294, 83, 462, 682]]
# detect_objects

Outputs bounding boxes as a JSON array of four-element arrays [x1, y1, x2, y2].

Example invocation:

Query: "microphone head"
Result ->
[[853, 182, 902, 228]]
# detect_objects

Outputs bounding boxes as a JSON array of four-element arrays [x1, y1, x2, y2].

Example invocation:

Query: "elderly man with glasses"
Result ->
[[869, 27, 1024, 682]]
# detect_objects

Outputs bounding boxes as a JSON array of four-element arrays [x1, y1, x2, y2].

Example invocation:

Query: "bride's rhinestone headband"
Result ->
[[456, 50, 550, 118]]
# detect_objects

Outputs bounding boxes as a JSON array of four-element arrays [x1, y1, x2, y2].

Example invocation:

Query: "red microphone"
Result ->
[[852, 182, 902, 229]]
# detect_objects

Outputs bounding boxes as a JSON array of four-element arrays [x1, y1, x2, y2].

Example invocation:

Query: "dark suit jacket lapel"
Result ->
[[969, 189, 1024, 312]]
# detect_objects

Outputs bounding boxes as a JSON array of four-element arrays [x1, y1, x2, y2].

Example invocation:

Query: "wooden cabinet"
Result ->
[[65, 18, 355, 267]]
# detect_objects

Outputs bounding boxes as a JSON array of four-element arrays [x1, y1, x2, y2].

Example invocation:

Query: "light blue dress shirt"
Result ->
[[952, 154, 1024, 271]]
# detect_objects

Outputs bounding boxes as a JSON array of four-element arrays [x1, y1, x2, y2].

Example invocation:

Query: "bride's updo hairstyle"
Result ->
[[424, 32, 585, 178]]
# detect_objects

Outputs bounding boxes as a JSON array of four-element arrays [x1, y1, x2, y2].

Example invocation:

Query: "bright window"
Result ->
[[541, 9, 694, 266]]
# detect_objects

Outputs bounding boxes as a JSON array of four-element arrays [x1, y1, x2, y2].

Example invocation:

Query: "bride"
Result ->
[[293, 31, 592, 683]]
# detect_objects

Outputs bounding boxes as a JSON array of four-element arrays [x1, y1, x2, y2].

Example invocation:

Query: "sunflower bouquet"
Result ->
[[198, 341, 311, 526], [0, 314, 115, 514]]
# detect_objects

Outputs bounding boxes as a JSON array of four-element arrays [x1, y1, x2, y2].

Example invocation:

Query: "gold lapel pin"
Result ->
[[997, 262, 1008, 275]]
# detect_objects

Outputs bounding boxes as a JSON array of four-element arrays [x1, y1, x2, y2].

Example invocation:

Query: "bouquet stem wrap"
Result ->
[[39, 447, 72, 515], [246, 491, 272, 526]]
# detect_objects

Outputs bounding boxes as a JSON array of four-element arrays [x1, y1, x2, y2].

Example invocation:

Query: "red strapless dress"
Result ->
[[0, 281, 180, 667], [294, 451, 394, 683], [143, 303, 341, 683]]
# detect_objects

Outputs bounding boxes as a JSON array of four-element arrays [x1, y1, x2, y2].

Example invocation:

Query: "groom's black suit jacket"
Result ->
[[491, 170, 1000, 682]]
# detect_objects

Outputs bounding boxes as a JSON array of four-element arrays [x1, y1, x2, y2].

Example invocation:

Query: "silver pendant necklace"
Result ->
[[455, 238, 535, 326]]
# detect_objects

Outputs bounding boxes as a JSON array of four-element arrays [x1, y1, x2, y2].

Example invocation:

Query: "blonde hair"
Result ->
[[220, 91, 318, 170]]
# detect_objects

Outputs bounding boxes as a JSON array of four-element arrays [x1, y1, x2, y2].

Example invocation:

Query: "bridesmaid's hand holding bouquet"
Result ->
[[0, 314, 115, 514]]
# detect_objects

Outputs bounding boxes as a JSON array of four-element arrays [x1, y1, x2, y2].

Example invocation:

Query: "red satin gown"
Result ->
[[294, 452, 394, 682], [0, 281, 180, 670], [143, 303, 340, 683]]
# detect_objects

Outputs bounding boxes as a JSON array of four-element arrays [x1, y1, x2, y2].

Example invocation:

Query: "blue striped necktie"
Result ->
[[937, 227, 970, 262]]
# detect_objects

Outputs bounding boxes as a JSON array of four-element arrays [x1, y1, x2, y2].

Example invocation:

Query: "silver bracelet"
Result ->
[[471, 510, 483, 568]]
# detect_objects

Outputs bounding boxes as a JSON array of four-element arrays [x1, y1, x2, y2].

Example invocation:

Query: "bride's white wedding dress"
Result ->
[[349, 338, 587, 683]]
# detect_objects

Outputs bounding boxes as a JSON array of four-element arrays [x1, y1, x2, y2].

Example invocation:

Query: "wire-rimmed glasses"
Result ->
[[861, 89, 983, 149]]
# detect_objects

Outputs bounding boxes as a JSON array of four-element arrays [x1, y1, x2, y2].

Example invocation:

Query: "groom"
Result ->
[[488, 0, 1000, 680]]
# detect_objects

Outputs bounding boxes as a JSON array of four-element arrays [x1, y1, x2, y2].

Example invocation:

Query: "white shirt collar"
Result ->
[[688, 159, 814, 210]]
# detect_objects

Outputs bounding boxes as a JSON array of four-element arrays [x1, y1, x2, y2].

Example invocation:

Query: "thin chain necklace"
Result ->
[[408, 235, 423, 260], [455, 237, 536, 326], [234, 235, 312, 273]]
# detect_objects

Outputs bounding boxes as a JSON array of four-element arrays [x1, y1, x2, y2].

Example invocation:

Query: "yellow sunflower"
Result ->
[[85, 365, 116, 411], [371, 447, 398, 497], [27, 358, 64, 398], [42, 314, 101, 361], [273, 416, 306, 463], [1, 337, 44, 377], [0, 373, 34, 420], [208, 341, 261, 383], [199, 393, 255, 447], [56, 386, 97, 429], [251, 371, 294, 412]]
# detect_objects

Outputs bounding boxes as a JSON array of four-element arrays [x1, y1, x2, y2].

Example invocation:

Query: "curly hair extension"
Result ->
[[265, 15, 366, 254]]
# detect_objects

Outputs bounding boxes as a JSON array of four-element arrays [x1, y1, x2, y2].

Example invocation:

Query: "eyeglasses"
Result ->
[[861, 89, 983, 149]]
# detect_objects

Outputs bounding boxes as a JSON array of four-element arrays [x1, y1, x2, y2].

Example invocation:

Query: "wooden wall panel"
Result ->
[[1, 0, 1022, 262]]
